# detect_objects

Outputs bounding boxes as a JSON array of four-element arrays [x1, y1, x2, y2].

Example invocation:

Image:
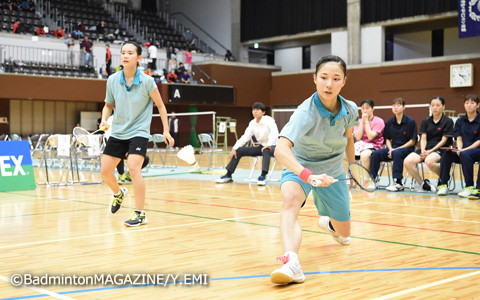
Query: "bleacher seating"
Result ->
[[0, 6, 43, 34], [44, 0, 135, 43], [3, 59, 97, 78], [1, 0, 214, 79]]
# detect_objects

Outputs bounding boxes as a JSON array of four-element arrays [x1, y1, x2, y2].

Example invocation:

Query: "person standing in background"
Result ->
[[168, 112, 179, 147], [105, 44, 112, 76]]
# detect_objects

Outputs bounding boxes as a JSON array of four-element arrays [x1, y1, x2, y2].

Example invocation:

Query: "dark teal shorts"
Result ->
[[280, 169, 351, 222]]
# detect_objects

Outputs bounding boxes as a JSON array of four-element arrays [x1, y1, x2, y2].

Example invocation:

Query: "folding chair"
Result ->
[[376, 160, 393, 189], [73, 134, 104, 184], [198, 133, 222, 169], [150, 133, 177, 168], [405, 162, 426, 190], [30, 134, 50, 168], [245, 156, 278, 183], [39, 134, 75, 186]]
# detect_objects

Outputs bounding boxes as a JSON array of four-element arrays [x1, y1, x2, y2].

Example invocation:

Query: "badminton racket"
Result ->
[[440, 147, 459, 152], [311, 162, 376, 192], [73, 126, 106, 146], [73, 126, 106, 137], [177, 145, 200, 169]]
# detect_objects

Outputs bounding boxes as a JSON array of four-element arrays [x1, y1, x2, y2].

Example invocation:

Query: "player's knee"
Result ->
[[282, 193, 303, 210], [101, 166, 111, 178]]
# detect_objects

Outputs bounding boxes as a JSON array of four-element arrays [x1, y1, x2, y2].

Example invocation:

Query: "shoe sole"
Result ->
[[124, 219, 148, 227], [270, 272, 304, 285]]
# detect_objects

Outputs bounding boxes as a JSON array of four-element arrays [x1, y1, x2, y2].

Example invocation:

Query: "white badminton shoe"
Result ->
[[270, 255, 305, 284], [318, 216, 351, 245]]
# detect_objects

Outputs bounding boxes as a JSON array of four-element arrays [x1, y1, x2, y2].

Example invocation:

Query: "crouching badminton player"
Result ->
[[270, 55, 358, 285]]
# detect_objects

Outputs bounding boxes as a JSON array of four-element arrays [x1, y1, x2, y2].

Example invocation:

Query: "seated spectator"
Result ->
[[404, 96, 453, 192], [176, 62, 186, 76], [53, 26, 64, 39], [35, 25, 46, 36], [19, 0, 33, 11], [144, 68, 153, 76], [215, 102, 279, 186], [97, 20, 106, 35], [180, 69, 191, 84], [437, 94, 480, 197], [166, 69, 178, 83], [77, 22, 85, 32], [369, 98, 417, 192], [12, 20, 21, 34], [353, 99, 385, 171], [72, 29, 84, 39], [224, 50, 235, 61]]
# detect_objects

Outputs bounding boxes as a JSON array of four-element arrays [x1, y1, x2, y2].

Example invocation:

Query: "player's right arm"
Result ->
[[100, 103, 114, 129], [274, 137, 334, 186]]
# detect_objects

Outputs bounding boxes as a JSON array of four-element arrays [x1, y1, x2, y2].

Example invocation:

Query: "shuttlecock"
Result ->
[[177, 145, 200, 169]]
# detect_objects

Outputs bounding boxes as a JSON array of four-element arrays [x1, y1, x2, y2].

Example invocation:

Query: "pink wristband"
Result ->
[[299, 168, 314, 183]]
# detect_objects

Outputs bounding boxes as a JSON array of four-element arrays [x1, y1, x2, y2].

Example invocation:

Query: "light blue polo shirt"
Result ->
[[280, 92, 359, 177], [104, 69, 157, 140]]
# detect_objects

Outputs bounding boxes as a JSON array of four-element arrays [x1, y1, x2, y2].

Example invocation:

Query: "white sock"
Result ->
[[284, 251, 299, 264]]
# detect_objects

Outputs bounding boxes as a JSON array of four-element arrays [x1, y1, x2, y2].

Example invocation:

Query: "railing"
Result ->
[[170, 12, 228, 55], [191, 64, 216, 84], [0, 44, 120, 71]]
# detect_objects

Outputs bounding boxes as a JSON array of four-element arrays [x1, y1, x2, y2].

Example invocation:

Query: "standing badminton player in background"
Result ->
[[270, 55, 358, 285], [100, 42, 174, 227]]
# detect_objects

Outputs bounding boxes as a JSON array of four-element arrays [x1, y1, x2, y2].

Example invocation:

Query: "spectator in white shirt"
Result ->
[[215, 102, 279, 186]]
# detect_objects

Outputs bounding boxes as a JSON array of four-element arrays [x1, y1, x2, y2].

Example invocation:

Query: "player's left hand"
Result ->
[[261, 145, 271, 152]]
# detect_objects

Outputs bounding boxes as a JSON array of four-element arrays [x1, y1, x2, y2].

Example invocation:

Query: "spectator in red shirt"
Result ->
[[166, 69, 178, 83], [53, 26, 64, 39], [12, 20, 21, 33], [35, 25, 46, 36], [105, 44, 112, 76]]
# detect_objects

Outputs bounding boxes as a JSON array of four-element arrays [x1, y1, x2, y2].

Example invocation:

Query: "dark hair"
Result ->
[[431, 96, 445, 105], [121, 42, 142, 56], [252, 102, 266, 112], [360, 99, 375, 108], [464, 94, 479, 104], [105, 44, 110, 47], [392, 97, 406, 106], [314, 55, 347, 77]]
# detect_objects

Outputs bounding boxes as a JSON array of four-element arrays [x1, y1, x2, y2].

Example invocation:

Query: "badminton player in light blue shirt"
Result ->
[[270, 55, 359, 285], [100, 42, 174, 227]]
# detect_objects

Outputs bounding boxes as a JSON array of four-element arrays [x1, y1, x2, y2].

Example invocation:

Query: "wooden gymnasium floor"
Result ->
[[0, 153, 479, 300]]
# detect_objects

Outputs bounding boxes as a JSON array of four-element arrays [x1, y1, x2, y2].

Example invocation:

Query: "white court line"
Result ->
[[352, 208, 480, 224], [349, 198, 480, 213], [0, 211, 285, 250], [0, 275, 75, 300], [372, 270, 480, 299]]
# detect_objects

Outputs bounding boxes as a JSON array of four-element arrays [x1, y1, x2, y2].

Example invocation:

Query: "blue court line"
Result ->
[[2, 267, 480, 300]]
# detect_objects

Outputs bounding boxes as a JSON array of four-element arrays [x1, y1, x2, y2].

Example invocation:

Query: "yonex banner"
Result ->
[[458, 0, 480, 38], [0, 140, 36, 192]]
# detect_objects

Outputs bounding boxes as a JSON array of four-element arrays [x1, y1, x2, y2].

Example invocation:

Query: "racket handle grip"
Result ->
[[311, 178, 339, 186]]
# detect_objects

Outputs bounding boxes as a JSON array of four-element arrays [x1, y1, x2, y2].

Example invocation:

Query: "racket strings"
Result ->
[[349, 163, 376, 192], [73, 127, 90, 138]]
